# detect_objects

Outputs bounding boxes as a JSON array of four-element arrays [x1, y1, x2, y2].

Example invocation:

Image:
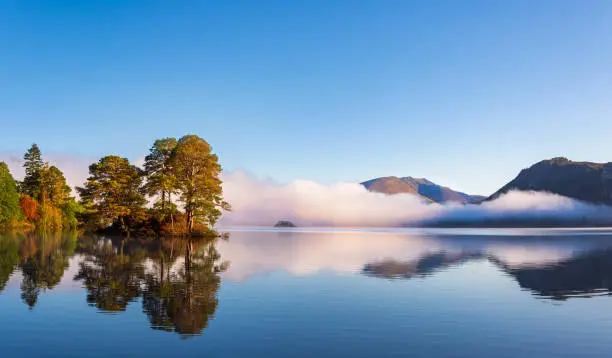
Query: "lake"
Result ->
[[2, 228, 612, 357]]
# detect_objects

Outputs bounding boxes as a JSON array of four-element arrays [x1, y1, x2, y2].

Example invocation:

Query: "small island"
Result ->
[[274, 220, 297, 228]]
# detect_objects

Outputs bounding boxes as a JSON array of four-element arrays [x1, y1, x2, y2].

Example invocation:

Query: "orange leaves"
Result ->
[[20, 195, 40, 222]]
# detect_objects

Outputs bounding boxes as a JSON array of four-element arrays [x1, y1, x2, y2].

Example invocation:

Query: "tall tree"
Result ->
[[37, 165, 72, 231], [0, 162, 22, 229], [40, 165, 71, 207], [21, 144, 44, 199], [144, 138, 178, 209], [77, 156, 146, 234], [169, 135, 229, 233]]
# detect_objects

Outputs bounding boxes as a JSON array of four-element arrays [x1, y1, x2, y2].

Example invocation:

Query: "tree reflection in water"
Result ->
[[74, 235, 229, 336], [17, 232, 77, 309]]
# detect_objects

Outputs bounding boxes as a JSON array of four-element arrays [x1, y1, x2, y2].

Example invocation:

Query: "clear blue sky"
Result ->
[[1, 0, 611, 195]]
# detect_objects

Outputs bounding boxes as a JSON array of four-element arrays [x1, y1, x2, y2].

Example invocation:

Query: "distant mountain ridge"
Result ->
[[361, 176, 484, 204], [488, 157, 612, 205]]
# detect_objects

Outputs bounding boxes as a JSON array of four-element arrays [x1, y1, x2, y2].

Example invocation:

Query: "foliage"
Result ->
[[169, 135, 230, 233], [40, 165, 71, 207], [60, 198, 84, 230], [0, 162, 22, 229], [10, 145, 79, 233], [144, 138, 178, 209], [21, 144, 44, 199], [20, 195, 40, 222], [37, 203, 63, 232], [77, 156, 147, 234], [4, 135, 230, 237]]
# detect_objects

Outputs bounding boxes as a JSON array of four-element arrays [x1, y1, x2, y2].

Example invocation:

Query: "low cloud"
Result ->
[[219, 171, 612, 227]]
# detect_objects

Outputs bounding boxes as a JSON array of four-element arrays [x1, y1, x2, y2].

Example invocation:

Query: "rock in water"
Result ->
[[274, 220, 297, 228]]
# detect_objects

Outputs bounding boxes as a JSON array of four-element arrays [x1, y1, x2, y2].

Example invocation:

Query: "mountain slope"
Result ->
[[361, 176, 482, 204], [360, 176, 431, 202], [488, 157, 612, 205]]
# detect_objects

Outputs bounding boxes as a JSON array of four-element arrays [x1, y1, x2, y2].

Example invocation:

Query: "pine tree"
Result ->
[[78, 156, 146, 234], [21, 144, 44, 199]]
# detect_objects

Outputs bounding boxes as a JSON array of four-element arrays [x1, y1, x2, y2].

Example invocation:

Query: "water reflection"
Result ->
[[141, 238, 228, 335], [2, 229, 612, 337], [218, 230, 612, 301], [0, 232, 77, 308], [496, 250, 612, 300], [355, 233, 612, 300], [74, 236, 228, 336]]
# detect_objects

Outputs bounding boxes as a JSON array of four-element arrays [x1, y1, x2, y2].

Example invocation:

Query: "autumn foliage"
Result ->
[[20, 195, 40, 222]]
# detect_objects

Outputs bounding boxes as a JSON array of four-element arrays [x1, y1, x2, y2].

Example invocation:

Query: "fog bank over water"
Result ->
[[220, 171, 612, 227]]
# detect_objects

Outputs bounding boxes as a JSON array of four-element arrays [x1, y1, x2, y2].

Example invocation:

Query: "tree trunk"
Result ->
[[186, 209, 194, 234], [120, 216, 130, 237], [170, 213, 175, 235]]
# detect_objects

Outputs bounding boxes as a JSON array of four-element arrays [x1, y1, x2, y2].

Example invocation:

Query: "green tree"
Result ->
[[144, 138, 178, 209], [169, 135, 229, 233], [77, 156, 146, 234], [59, 197, 84, 230], [21, 144, 44, 199], [0, 162, 22, 229]]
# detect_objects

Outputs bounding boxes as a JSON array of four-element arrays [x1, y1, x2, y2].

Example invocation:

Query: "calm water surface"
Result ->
[[2, 228, 612, 357]]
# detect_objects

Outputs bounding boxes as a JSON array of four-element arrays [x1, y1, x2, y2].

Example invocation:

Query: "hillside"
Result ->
[[361, 176, 483, 204], [488, 157, 612, 205]]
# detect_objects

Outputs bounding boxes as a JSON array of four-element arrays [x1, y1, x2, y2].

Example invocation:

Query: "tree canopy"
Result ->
[[1, 134, 229, 236], [0, 162, 22, 229], [169, 135, 229, 233], [78, 156, 146, 234], [21, 144, 44, 200]]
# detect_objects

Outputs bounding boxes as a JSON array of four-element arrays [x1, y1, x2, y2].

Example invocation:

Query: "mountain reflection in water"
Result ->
[[357, 233, 612, 300], [2, 229, 612, 338]]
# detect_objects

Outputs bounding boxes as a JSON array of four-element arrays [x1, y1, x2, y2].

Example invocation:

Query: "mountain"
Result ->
[[361, 176, 484, 204], [488, 157, 612, 205]]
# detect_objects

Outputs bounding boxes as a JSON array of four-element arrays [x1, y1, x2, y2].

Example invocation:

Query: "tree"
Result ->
[[21, 144, 44, 199], [77, 156, 146, 234], [0, 162, 22, 229], [39, 164, 76, 230], [144, 138, 178, 209], [40, 165, 71, 207], [20, 195, 40, 222], [169, 135, 229, 233]]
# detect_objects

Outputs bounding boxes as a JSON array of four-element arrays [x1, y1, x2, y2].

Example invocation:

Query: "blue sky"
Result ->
[[1, 0, 611, 195]]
